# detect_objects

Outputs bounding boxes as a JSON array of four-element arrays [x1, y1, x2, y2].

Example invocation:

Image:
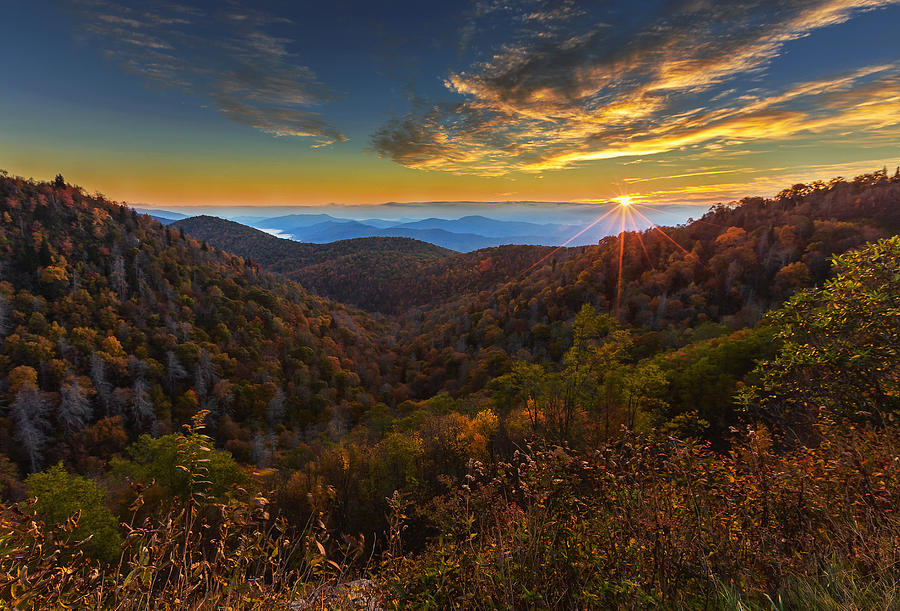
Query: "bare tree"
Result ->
[[110, 255, 127, 299], [194, 349, 217, 401], [131, 376, 156, 429], [250, 431, 271, 468], [201, 394, 220, 434], [90, 352, 114, 416], [0, 292, 10, 338], [10, 386, 50, 472], [59, 374, 93, 434], [165, 351, 188, 393], [266, 388, 286, 429]]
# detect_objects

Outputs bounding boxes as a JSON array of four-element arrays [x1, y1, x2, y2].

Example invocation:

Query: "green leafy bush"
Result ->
[[25, 464, 122, 563]]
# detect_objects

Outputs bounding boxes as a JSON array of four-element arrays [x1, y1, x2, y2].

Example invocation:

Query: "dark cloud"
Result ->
[[373, 0, 900, 174], [67, 0, 346, 146], [371, 109, 457, 169]]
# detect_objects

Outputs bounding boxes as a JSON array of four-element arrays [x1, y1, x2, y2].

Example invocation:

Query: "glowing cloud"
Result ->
[[372, 0, 900, 176]]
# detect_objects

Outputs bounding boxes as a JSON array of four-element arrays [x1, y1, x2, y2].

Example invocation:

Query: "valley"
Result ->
[[2, 169, 898, 607], [5, 0, 900, 606]]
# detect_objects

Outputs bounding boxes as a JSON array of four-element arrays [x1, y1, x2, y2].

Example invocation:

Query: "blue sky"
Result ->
[[1, 0, 898, 210]]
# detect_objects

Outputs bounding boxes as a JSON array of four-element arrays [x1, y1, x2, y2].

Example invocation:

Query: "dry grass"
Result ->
[[0, 412, 379, 610], [380, 422, 900, 609]]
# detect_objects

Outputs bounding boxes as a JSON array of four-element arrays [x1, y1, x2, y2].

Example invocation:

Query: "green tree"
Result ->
[[563, 304, 631, 440], [490, 306, 633, 442], [741, 236, 900, 435], [489, 360, 546, 431], [25, 464, 122, 563], [619, 363, 667, 430], [651, 326, 776, 445], [111, 421, 245, 506]]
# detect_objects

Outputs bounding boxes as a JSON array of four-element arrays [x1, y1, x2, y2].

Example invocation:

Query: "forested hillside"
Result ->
[[171, 215, 451, 272], [397, 170, 900, 398], [0, 174, 394, 477], [175, 215, 560, 314], [2, 169, 899, 609]]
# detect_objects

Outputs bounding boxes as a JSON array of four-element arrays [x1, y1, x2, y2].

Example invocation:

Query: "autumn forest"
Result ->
[[0, 167, 897, 608]]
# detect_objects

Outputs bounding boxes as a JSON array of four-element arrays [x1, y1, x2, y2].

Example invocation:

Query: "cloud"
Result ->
[[67, 0, 345, 146], [372, 0, 900, 175], [632, 157, 900, 205], [623, 168, 750, 184], [217, 102, 345, 145], [528, 66, 900, 171]]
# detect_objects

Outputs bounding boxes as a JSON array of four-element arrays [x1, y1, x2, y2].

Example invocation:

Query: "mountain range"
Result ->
[[171, 215, 558, 313], [144, 205, 710, 252]]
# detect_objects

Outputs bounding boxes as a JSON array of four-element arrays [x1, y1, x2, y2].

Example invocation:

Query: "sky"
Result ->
[[1, 0, 899, 213]]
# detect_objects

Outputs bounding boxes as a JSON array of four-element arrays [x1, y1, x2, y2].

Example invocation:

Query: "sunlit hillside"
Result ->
[[2, 170, 899, 608]]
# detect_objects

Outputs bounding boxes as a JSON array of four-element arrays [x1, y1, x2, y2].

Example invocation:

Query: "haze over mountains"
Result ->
[[137, 202, 711, 251]]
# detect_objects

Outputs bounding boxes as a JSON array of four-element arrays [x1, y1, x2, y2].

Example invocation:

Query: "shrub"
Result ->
[[25, 464, 122, 563]]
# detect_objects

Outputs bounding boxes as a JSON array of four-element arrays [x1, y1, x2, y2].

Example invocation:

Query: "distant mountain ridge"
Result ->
[[171, 216, 461, 309], [395, 215, 576, 237], [171, 216, 451, 266], [246, 213, 598, 251], [136, 203, 710, 252], [251, 206, 710, 251], [171, 215, 559, 313], [132, 208, 188, 225], [274, 219, 536, 251]]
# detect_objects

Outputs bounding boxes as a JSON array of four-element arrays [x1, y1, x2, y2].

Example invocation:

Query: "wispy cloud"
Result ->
[[372, 0, 900, 175], [623, 168, 750, 184], [631, 158, 900, 205], [67, 0, 345, 146]]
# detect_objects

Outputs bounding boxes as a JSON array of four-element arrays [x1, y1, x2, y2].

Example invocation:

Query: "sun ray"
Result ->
[[520, 204, 620, 276], [628, 203, 694, 257], [630, 213, 654, 269], [615, 207, 627, 316]]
